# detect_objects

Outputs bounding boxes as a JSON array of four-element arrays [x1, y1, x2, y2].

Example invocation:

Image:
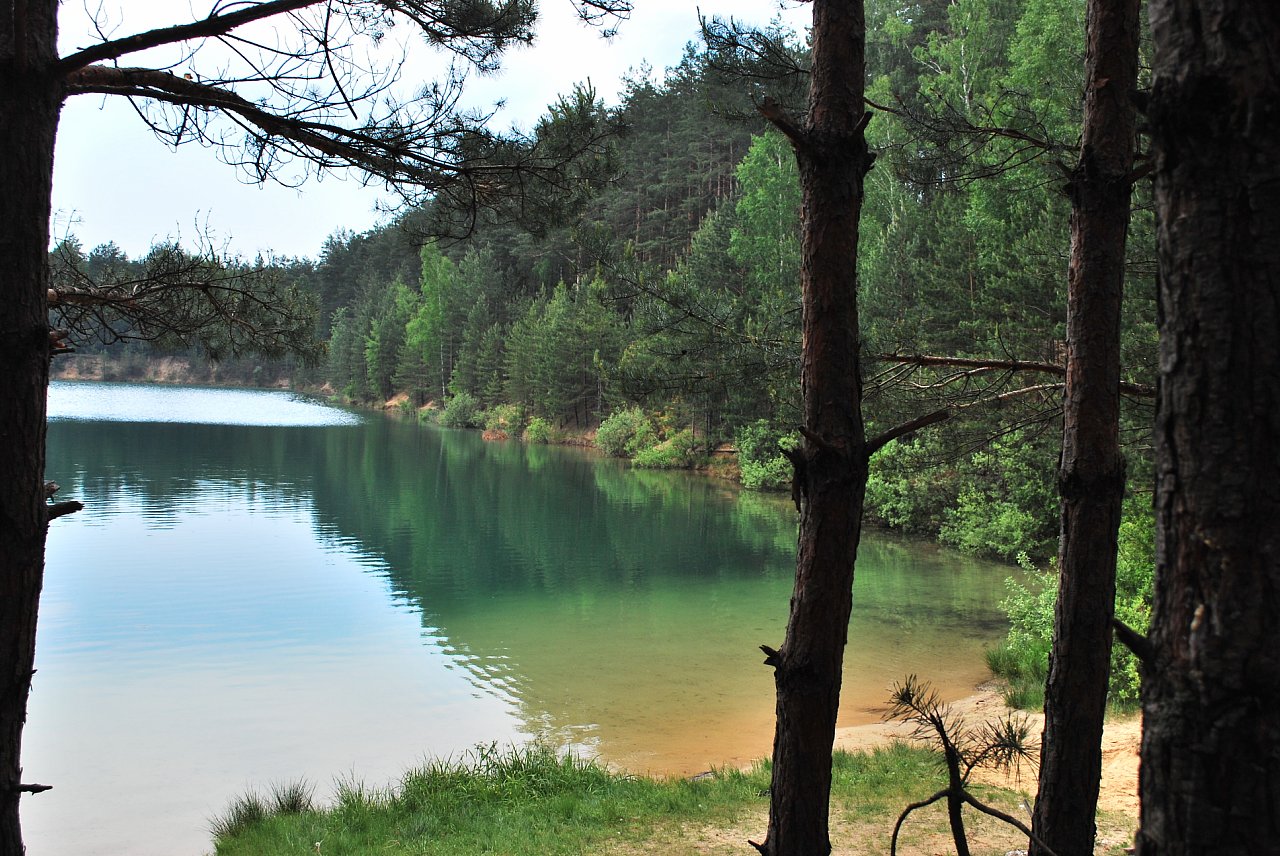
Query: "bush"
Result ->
[[988, 498, 1154, 709], [522, 416, 555, 444], [938, 430, 1058, 561], [734, 420, 797, 491], [651, 429, 696, 468], [865, 434, 958, 533], [632, 428, 697, 469], [485, 403, 525, 434], [1110, 497, 1155, 706], [439, 392, 482, 428], [596, 407, 652, 457]]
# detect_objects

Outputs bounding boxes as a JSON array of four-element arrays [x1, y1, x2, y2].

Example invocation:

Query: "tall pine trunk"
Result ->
[[1136, 0, 1280, 853], [756, 1, 872, 853], [1030, 0, 1139, 854], [0, 3, 62, 853]]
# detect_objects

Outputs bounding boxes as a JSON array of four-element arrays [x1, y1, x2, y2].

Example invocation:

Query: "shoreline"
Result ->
[[832, 683, 1141, 824]]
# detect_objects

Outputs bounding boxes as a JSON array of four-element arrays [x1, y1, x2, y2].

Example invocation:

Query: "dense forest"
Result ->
[[50, 0, 1157, 704]]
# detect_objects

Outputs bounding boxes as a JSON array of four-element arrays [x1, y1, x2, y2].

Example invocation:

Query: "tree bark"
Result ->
[[1136, 0, 1280, 853], [755, 1, 872, 854], [1030, 0, 1139, 854], [0, 3, 63, 854]]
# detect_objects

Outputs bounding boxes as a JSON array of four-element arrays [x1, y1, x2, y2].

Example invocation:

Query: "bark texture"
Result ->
[[757, 1, 872, 853], [0, 3, 62, 854], [1030, 0, 1138, 853], [1136, 0, 1280, 853]]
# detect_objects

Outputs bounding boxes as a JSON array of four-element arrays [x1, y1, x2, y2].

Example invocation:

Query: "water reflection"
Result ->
[[32, 383, 1013, 855]]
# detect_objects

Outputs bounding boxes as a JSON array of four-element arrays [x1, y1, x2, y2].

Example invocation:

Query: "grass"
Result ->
[[210, 742, 968, 856], [985, 642, 1050, 710]]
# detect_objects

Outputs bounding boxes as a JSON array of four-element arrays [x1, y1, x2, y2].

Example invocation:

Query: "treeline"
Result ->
[[308, 1, 1153, 543]]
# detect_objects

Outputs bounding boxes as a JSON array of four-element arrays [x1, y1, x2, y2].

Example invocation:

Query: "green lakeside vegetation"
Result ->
[[209, 743, 1059, 856]]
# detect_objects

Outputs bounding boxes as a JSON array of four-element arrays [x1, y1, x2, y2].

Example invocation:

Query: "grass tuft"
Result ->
[[209, 791, 270, 841]]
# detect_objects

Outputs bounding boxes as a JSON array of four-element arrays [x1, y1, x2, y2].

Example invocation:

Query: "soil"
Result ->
[[630, 685, 1141, 856]]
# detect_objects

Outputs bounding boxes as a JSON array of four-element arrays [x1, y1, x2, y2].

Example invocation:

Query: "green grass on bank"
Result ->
[[210, 742, 953, 856]]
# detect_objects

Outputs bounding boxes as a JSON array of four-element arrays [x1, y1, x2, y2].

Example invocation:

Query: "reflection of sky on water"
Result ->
[[48, 379, 362, 426], [31, 384, 515, 856], [30, 480, 523, 856]]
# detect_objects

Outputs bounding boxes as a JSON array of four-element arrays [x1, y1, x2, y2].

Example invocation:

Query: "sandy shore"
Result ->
[[833, 683, 1141, 820]]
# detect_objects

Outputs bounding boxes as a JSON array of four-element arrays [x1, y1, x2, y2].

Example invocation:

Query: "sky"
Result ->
[[52, 0, 809, 261]]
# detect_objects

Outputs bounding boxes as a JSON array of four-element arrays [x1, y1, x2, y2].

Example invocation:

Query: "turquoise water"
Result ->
[[26, 381, 1011, 855]]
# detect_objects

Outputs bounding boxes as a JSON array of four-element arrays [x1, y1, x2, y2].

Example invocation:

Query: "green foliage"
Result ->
[[730, 130, 801, 296], [439, 392, 482, 428], [632, 428, 697, 470], [484, 403, 526, 434], [1110, 497, 1155, 706], [865, 434, 959, 533], [989, 499, 1155, 709], [596, 407, 653, 457], [987, 551, 1056, 708], [734, 420, 798, 491], [938, 431, 1058, 561], [522, 416, 555, 444]]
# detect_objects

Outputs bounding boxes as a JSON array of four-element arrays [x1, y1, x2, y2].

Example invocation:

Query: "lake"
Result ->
[[26, 381, 1013, 855]]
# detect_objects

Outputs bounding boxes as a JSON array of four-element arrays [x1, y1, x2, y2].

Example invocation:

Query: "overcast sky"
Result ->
[[52, 1, 808, 261]]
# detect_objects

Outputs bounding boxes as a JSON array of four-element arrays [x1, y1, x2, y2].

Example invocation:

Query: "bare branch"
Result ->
[[866, 408, 952, 456], [876, 352, 1155, 398], [57, 0, 324, 74], [960, 791, 1060, 856], [890, 790, 949, 856]]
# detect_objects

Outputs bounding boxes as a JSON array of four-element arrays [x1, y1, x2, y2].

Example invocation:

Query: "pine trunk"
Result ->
[[1137, 0, 1280, 852], [1030, 0, 1138, 853], [0, 3, 62, 853], [757, 1, 871, 853]]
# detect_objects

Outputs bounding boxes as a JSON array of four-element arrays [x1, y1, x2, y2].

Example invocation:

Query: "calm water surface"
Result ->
[[27, 381, 1013, 855]]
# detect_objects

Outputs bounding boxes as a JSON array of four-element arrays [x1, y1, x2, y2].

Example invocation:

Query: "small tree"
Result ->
[[886, 676, 1051, 856]]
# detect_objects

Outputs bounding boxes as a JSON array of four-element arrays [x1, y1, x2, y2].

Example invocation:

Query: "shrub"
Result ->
[[631, 428, 697, 469], [938, 431, 1058, 561], [485, 403, 525, 434], [439, 391, 482, 428], [522, 416, 555, 444], [865, 434, 958, 533], [596, 407, 652, 457], [734, 420, 797, 491], [989, 498, 1154, 709]]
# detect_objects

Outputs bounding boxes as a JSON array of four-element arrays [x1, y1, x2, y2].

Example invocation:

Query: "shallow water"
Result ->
[[25, 381, 1012, 855]]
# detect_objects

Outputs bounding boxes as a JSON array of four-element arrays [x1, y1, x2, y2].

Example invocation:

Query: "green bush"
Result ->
[[522, 416, 555, 444], [632, 428, 697, 469], [865, 435, 958, 533], [439, 391, 482, 428], [938, 431, 1058, 561], [989, 498, 1154, 709], [484, 403, 525, 434], [1110, 497, 1155, 706], [596, 407, 652, 457], [734, 420, 797, 491]]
